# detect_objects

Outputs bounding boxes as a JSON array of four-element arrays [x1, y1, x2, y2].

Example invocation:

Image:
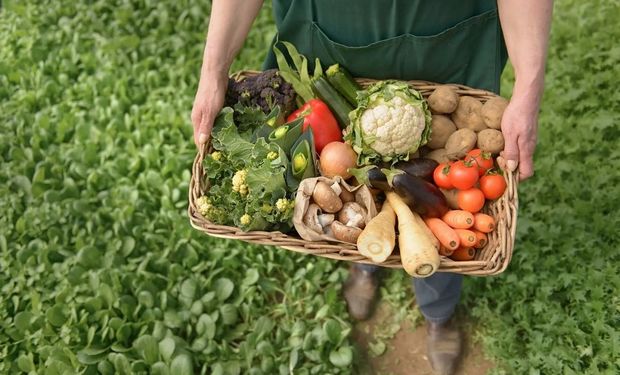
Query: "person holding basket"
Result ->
[[191, 1, 552, 373]]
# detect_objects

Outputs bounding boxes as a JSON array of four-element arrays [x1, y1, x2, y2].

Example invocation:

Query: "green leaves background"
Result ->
[[0, 0, 618, 374]]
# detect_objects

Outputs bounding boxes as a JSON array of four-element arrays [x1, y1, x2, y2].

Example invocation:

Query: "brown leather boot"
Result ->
[[426, 319, 462, 375], [342, 266, 379, 321]]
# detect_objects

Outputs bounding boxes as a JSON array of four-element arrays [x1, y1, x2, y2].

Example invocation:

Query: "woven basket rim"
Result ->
[[188, 71, 519, 276]]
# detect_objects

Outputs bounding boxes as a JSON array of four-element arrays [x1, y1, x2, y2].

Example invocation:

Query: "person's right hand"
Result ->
[[191, 71, 228, 147]]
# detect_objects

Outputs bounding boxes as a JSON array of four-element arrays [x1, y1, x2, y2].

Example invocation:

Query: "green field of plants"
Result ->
[[1, 1, 618, 374]]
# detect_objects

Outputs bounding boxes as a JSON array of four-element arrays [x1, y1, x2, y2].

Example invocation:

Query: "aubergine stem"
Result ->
[[381, 168, 406, 188]]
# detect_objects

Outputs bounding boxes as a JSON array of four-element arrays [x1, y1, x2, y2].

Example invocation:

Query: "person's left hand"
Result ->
[[500, 94, 540, 180]]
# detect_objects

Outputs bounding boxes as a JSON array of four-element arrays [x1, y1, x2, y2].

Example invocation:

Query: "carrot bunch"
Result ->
[[424, 210, 496, 261]]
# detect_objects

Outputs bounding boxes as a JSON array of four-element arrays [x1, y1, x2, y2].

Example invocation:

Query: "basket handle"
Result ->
[[189, 141, 210, 210]]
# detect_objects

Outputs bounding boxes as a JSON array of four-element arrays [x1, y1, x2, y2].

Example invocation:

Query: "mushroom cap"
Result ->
[[312, 181, 343, 213], [330, 221, 363, 243]]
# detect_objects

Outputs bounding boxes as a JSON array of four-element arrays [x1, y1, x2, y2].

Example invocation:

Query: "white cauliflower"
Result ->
[[347, 81, 431, 164]]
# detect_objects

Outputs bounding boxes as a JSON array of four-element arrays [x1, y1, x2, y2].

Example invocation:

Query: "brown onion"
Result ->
[[319, 142, 358, 179]]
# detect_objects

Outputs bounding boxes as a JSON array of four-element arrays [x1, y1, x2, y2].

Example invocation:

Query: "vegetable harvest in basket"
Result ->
[[196, 41, 512, 277], [196, 104, 317, 232]]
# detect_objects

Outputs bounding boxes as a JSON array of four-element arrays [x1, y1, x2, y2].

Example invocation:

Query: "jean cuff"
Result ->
[[422, 312, 454, 325]]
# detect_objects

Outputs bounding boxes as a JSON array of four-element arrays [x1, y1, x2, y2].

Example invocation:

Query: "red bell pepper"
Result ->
[[287, 99, 343, 154]]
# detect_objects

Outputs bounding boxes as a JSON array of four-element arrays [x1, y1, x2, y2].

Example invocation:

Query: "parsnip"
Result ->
[[386, 192, 440, 278], [357, 201, 396, 263]]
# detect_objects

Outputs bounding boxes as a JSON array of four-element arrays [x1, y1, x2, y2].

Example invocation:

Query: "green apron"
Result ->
[[263, 0, 508, 93]]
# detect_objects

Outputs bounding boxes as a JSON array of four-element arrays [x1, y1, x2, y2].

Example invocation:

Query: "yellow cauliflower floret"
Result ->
[[210, 151, 223, 161], [240, 214, 251, 226], [276, 198, 292, 213], [232, 170, 249, 196], [196, 196, 211, 217]]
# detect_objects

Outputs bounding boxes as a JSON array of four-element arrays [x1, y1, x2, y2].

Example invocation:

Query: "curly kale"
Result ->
[[225, 69, 297, 116]]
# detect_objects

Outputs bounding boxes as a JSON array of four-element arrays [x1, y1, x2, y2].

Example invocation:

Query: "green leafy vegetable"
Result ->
[[273, 41, 322, 103]]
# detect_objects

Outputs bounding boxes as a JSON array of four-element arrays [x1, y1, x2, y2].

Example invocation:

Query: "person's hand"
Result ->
[[500, 94, 540, 180], [191, 71, 228, 147]]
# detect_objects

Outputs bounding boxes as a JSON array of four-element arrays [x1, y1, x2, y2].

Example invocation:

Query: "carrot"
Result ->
[[439, 246, 455, 257], [442, 210, 474, 229], [473, 213, 495, 233], [454, 229, 477, 247], [357, 201, 396, 263], [424, 218, 460, 250], [449, 246, 476, 261], [386, 192, 440, 278], [473, 230, 488, 249]]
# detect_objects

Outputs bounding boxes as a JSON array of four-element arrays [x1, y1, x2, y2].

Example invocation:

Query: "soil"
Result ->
[[352, 302, 495, 375]]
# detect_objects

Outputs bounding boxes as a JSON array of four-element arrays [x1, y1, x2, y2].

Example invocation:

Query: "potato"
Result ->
[[427, 115, 457, 149], [477, 129, 505, 154], [428, 86, 459, 114], [451, 96, 487, 132], [481, 97, 509, 129], [425, 148, 450, 164], [445, 128, 477, 159]]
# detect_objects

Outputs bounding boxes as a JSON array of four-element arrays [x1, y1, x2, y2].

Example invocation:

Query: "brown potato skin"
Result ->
[[427, 115, 457, 150], [452, 96, 487, 132], [425, 148, 450, 164], [445, 128, 477, 159], [481, 97, 509, 130], [477, 129, 505, 154], [428, 86, 459, 114]]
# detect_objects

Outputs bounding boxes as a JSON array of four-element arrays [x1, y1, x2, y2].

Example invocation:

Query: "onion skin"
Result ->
[[319, 142, 358, 179]]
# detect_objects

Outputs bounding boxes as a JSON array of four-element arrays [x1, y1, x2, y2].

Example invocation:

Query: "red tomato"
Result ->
[[479, 174, 507, 200], [287, 99, 342, 153], [457, 188, 486, 213], [448, 160, 479, 190], [433, 163, 453, 189], [466, 149, 494, 176]]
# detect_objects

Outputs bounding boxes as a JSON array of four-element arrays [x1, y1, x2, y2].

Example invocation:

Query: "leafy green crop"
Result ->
[[0, 1, 353, 374], [464, 0, 620, 373], [1, 0, 619, 374]]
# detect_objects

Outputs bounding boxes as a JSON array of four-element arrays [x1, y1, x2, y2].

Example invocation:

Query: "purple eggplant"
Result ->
[[349, 165, 390, 191], [384, 169, 448, 218], [394, 158, 439, 182]]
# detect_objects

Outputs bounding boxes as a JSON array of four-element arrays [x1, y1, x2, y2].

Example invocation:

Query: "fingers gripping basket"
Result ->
[[189, 71, 519, 276]]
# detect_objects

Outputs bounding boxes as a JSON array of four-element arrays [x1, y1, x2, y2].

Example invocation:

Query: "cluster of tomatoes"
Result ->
[[432, 149, 507, 213]]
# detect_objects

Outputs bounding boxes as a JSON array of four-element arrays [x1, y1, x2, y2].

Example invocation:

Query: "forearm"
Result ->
[[200, 0, 264, 79], [498, 0, 553, 109]]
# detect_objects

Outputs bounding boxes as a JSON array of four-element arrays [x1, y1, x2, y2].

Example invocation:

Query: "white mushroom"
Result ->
[[330, 181, 343, 196], [338, 202, 367, 229], [318, 214, 335, 228], [303, 204, 323, 234]]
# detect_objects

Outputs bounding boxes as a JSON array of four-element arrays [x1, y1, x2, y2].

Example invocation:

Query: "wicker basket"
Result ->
[[189, 71, 519, 276]]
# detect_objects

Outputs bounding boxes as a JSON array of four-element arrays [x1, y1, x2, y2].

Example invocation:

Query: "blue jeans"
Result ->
[[355, 264, 462, 324]]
